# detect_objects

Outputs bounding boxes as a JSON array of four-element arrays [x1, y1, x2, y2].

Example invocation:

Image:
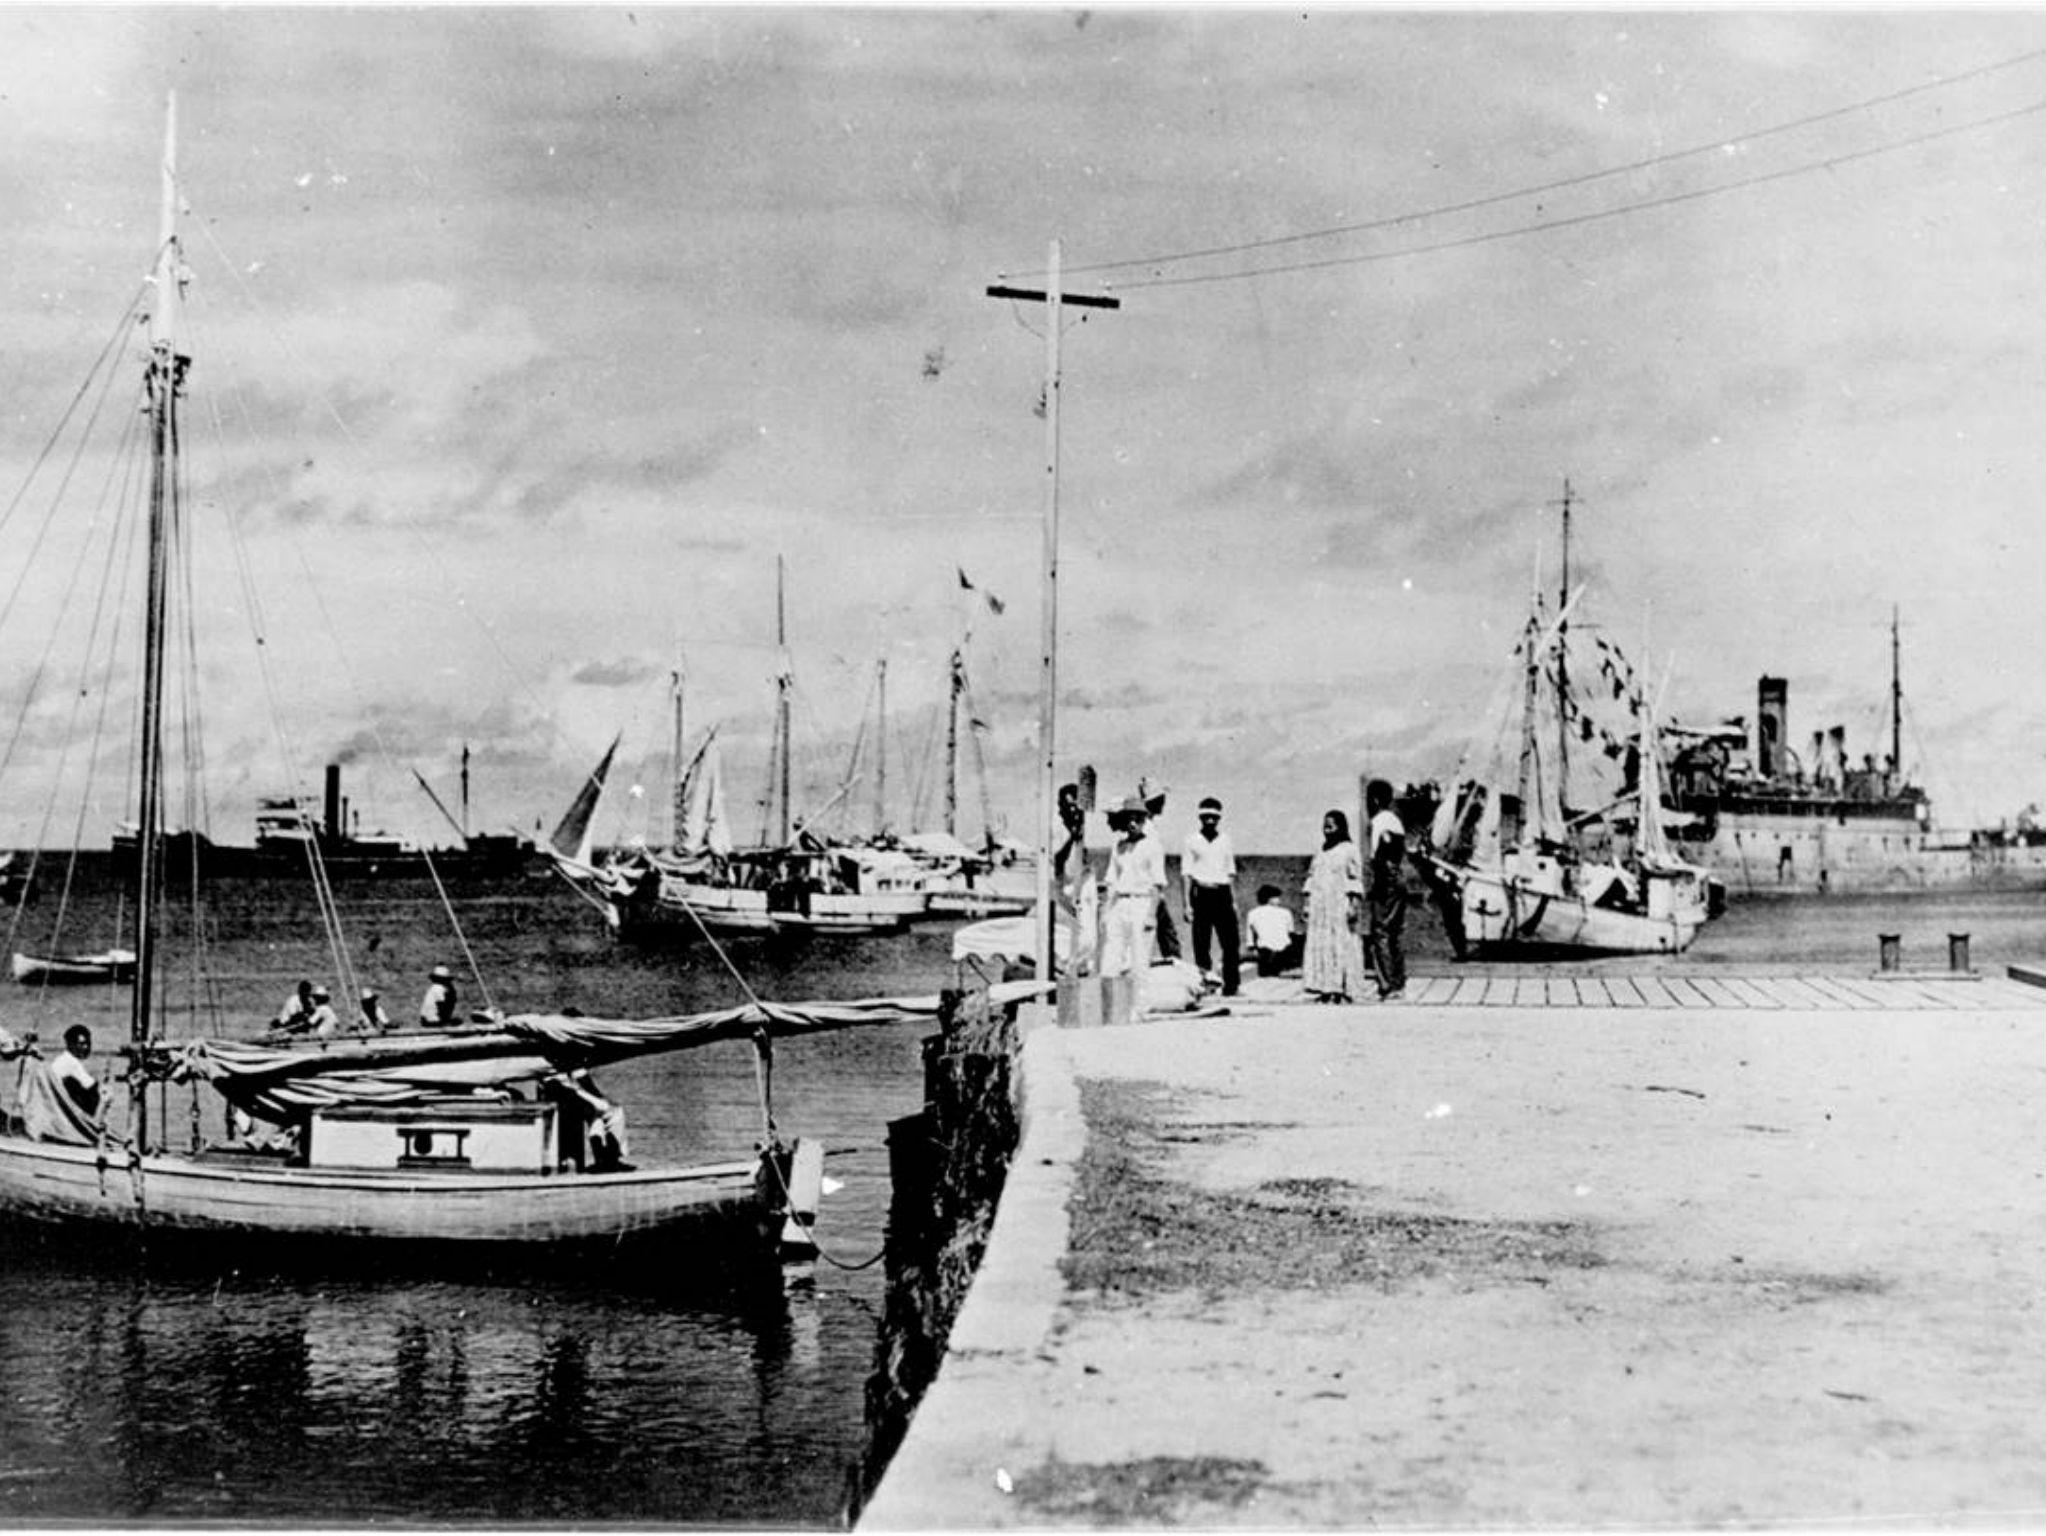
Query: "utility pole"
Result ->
[[986, 243, 1120, 988], [775, 556, 791, 848]]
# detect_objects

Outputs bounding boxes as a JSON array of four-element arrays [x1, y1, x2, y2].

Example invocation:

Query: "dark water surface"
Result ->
[[0, 859, 2042, 1524], [0, 867, 958, 1527]]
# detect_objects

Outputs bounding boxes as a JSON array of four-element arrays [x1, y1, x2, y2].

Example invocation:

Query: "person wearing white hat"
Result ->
[[357, 986, 392, 1033], [1100, 794, 1165, 981], [419, 964, 458, 1029]]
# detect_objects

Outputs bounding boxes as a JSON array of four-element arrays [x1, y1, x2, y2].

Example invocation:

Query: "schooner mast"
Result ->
[[135, 93, 190, 1073]]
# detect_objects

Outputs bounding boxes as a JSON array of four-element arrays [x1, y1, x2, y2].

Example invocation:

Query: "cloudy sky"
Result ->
[[5, 6, 2046, 855]]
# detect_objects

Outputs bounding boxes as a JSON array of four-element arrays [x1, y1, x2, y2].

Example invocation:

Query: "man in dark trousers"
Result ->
[[1181, 795, 1241, 997], [1365, 778, 1408, 1001]]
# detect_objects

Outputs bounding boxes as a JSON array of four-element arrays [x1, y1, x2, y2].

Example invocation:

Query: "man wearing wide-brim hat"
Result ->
[[1100, 793, 1165, 982], [419, 963, 459, 1029]]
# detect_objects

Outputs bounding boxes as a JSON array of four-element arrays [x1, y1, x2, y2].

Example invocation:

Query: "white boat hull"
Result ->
[[0, 1132, 778, 1248], [1456, 862, 1708, 956]]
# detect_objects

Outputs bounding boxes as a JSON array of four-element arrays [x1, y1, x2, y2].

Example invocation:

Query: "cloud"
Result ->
[[571, 656, 664, 689]]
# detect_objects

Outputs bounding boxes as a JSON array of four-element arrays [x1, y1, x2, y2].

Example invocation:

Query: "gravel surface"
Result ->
[[861, 985, 2046, 1529]]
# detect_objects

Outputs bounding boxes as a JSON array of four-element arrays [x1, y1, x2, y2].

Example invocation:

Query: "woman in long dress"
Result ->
[[1303, 809, 1366, 1002]]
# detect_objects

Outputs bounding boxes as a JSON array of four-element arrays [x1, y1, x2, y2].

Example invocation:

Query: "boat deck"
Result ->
[[1231, 963, 2046, 1011]]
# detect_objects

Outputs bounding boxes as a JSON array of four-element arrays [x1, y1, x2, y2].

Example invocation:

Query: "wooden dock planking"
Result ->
[[1758, 976, 1838, 1009], [1688, 977, 1749, 1008], [1797, 977, 1883, 1009], [1723, 976, 1784, 1008], [1392, 969, 2046, 1009]]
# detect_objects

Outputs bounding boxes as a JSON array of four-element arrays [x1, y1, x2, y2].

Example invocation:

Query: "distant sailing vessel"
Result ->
[[551, 569, 942, 939], [1423, 486, 1712, 956], [1665, 611, 2046, 895]]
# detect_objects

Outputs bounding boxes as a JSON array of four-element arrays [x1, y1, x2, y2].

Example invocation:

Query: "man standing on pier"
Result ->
[[1182, 795, 1241, 997], [1365, 778, 1408, 1001]]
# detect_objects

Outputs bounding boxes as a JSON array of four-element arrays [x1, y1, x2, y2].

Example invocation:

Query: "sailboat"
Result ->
[[896, 647, 1035, 918], [551, 574, 931, 939], [0, 97, 896, 1260], [1421, 492, 1712, 957]]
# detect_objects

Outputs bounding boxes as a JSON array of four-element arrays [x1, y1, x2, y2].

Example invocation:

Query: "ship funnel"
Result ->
[[1756, 677, 1788, 778], [324, 763, 343, 840]]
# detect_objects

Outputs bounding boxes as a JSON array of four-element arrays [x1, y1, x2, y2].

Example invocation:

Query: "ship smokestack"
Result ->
[[325, 763, 342, 841], [1757, 676, 1788, 779]]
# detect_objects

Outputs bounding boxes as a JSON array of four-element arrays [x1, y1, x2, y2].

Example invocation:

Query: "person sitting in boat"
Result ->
[[15, 1025, 104, 1144], [356, 986, 392, 1033], [305, 986, 341, 1038], [51, 1026, 100, 1120], [419, 964, 458, 1028], [544, 1068, 630, 1172], [273, 978, 316, 1032]]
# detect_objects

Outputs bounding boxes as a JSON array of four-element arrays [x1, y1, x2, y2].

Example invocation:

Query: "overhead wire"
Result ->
[[1110, 94, 2046, 291], [1034, 43, 2046, 285]]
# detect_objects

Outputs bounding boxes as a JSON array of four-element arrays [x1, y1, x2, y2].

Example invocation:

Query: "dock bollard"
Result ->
[[1949, 932, 1972, 974], [1878, 933, 1901, 972]]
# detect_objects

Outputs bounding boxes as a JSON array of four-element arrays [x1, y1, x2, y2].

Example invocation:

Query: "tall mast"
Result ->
[[775, 556, 791, 847], [134, 93, 188, 1059], [1890, 605, 1902, 778], [944, 648, 964, 838], [1554, 478, 1573, 819], [459, 743, 471, 839], [669, 661, 685, 848], [1517, 611, 1545, 840], [873, 657, 888, 837]]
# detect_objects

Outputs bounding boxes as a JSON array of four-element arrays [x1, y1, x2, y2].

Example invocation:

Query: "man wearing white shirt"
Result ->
[[1181, 795, 1241, 996]]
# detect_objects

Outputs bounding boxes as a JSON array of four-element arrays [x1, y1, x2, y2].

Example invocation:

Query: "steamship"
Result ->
[[113, 761, 540, 882], [249, 762, 539, 879], [1665, 648, 2046, 897]]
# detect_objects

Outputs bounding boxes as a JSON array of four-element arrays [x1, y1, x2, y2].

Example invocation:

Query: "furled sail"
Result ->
[[168, 983, 1046, 1121]]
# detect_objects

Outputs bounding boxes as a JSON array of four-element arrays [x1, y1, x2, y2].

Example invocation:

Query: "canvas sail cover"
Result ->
[[169, 984, 1045, 1121]]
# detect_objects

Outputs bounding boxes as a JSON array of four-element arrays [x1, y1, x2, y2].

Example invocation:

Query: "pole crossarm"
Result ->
[[985, 284, 1122, 310]]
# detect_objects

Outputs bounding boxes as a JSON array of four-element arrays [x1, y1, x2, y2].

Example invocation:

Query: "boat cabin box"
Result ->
[[307, 1100, 559, 1173]]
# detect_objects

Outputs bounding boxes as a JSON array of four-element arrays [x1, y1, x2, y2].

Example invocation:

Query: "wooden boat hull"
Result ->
[[651, 872, 777, 932], [1458, 866, 1707, 955], [0, 1133, 777, 1249]]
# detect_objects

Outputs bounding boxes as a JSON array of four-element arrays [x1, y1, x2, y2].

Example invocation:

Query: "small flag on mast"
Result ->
[[957, 568, 1006, 615]]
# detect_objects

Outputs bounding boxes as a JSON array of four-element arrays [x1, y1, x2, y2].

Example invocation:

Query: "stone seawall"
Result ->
[[850, 988, 1027, 1520]]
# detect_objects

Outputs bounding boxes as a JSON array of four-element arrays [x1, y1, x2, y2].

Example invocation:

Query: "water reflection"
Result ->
[[0, 1245, 831, 1523]]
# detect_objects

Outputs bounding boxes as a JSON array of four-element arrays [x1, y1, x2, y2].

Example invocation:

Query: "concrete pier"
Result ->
[[859, 965, 2046, 1528]]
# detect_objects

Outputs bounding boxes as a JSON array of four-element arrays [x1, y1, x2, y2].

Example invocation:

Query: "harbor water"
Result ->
[[0, 857, 2041, 1524]]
